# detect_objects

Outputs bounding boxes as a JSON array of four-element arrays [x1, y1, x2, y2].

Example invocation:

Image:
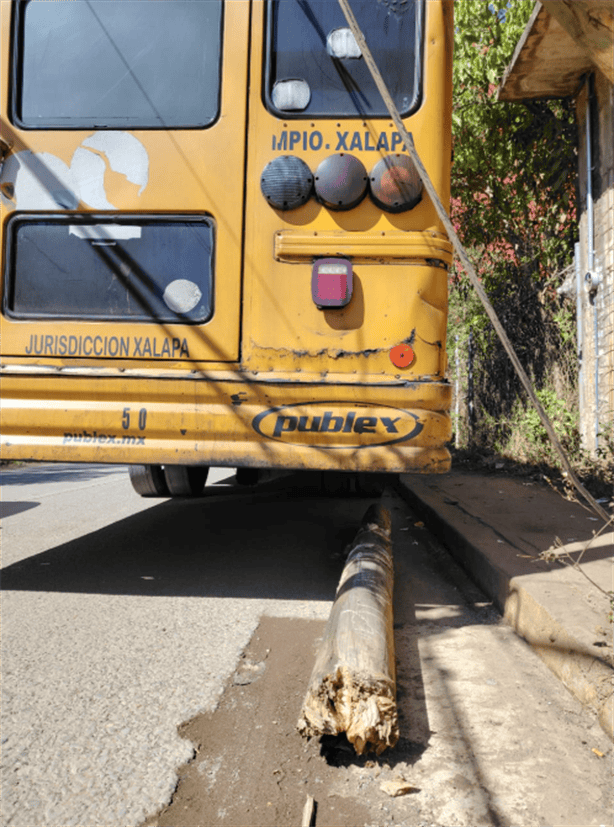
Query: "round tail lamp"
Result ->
[[260, 156, 313, 210], [314, 154, 368, 210], [369, 154, 422, 213]]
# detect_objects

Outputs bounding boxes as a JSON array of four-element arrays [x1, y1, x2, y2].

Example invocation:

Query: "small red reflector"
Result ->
[[312, 258, 352, 308], [390, 343, 414, 368]]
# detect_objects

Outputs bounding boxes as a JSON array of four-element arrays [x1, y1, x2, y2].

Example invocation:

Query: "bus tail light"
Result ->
[[260, 156, 313, 210], [312, 258, 352, 309], [369, 154, 422, 213], [314, 154, 368, 210]]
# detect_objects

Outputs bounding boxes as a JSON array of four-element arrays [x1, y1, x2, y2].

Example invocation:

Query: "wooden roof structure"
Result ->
[[498, 0, 613, 101]]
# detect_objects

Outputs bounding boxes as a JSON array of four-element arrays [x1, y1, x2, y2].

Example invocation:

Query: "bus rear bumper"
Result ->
[[0, 371, 452, 474]]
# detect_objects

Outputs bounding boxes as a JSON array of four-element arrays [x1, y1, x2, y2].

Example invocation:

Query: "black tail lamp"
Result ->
[[369, 154, 423, 212], [260, 156, 313, 210], [314, 154, 368, 210]]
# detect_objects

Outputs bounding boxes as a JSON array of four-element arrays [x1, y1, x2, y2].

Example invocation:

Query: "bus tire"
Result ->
[[128, 464, 170, 497], [164, 465, 209, 497], [355, 473, 388, 498], [235, 467, 260, 486], [321, 471, 386, 498]]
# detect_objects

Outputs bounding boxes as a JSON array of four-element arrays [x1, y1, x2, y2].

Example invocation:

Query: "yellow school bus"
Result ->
[[0, 0, 453, 496]]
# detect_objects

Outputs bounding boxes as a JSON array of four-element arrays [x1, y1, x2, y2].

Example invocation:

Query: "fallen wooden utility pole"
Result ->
[[337, 0, 609, 525], [297, 504, 398, 755], [301, 794, 316, 827]]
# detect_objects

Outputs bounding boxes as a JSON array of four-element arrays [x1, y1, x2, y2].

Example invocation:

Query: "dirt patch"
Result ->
[[136, 503, 614, 827], [450, 447, 614, 505], [140, 617, 384, 827]]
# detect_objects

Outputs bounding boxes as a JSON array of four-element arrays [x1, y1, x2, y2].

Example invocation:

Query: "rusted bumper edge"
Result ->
[[0, 372, 452, 473]]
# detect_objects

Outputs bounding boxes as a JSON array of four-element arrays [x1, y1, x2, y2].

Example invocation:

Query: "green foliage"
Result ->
[[451, 1, 577, 279], [449, 0, 580, 461], [596, 421, 614, 463], [498, 387, 581, 464]]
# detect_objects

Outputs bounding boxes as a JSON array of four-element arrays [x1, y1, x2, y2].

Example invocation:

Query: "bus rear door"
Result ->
[[1, 0, 249, 368]]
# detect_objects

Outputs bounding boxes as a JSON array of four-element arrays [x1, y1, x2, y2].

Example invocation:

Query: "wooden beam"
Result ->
[[297, 504, 398, 756], [541, 0, 614, 83], [498, 4, 593, 101]]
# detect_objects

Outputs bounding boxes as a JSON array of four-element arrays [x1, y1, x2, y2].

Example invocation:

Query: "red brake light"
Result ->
[[311, 258, 353, 309]]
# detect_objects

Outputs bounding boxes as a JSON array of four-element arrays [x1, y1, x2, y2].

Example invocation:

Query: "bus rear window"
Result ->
[[14, 0, 223, 129], [4, 216, 214, 324], [266, 0, 423, 117]]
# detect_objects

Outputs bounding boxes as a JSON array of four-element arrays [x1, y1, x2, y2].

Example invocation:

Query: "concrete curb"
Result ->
[[395, 474, 613, 740]]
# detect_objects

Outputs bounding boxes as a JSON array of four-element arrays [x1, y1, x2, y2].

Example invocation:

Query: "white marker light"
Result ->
[[271, 79, 311, 111], [327, 28, 362, 59], [163, 279, 202, 314]]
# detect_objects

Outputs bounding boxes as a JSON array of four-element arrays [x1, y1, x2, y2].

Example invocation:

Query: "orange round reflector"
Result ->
[[390, 343, 414, 368]]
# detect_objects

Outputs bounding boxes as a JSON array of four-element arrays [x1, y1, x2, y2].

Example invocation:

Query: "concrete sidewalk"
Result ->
[[396, 470, 613, 739]]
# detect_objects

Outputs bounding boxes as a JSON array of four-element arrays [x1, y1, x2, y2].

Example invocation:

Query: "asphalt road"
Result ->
[[1, 463, 611, 827], [1, 464, 352, 826]]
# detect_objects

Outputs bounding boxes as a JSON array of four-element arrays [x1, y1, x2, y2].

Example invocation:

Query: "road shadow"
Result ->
[[0, 501, 39, 518], [0, 462, 128, 487], [0, 477, 363, 602]]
